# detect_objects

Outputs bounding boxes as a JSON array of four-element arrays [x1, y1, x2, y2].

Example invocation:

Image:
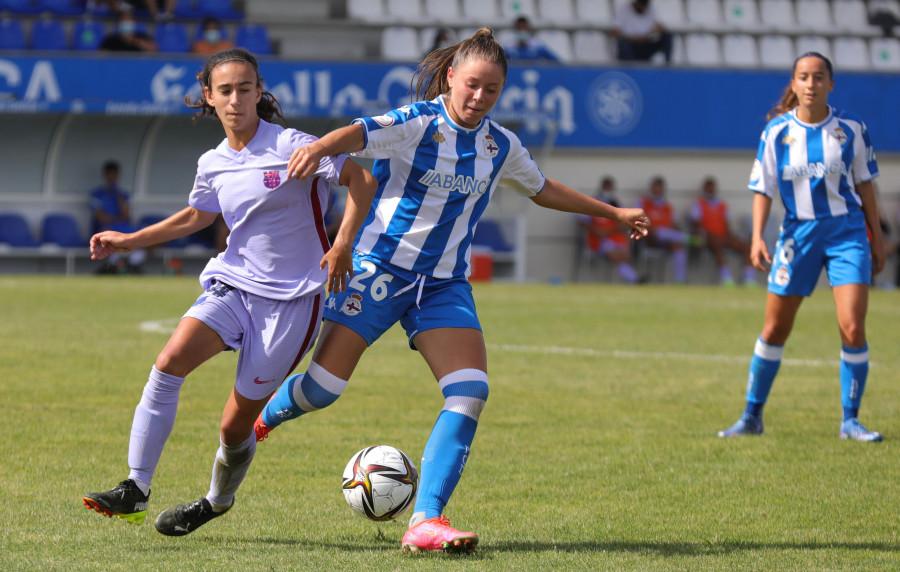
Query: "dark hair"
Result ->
[[186, 48, 285, 125], [767, 51, 833, 120], [412, 27, 508, 102], [102, 160, 120, 174]]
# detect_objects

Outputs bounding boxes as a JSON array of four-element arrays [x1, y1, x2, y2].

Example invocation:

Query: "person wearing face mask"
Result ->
[[503, 16, 559, 62], [611, 0, 672, 64], [99, 10, 157, 52], [192, 16, 234, 55]]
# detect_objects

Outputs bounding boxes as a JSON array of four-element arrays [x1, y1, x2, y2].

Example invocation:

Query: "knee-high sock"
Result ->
[[127, 366, 185, 486], [413, 369, 489, 520], [744, 337, 783, 417], [840, 343, 869, 419], [207, 432, 256, 508], [260, 361, 348, 428]]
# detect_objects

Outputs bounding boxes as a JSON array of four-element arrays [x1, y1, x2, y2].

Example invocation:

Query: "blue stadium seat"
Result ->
[[235, 23, 271, 55], [0, 18, 27, 50], [198, 0, 242, 20], [40, 0, 86, 15], [71, 18, 105, 50], [41, 213, 87, 247], [0, 213, 41, 247], [472, 220, 514, 253], [139, 214, 188, 247], [154, 21, 190, 53], [173, 0, 204, 19], [31, 19, 69, 51], [4, 0, 43, 14]]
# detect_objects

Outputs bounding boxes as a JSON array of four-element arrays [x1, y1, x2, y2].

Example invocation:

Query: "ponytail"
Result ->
[[411, 27, 508, 102]]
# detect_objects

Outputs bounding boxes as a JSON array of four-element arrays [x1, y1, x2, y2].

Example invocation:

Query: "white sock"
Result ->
[[207, 432, 256, 510], [127, 366, 184, 486]]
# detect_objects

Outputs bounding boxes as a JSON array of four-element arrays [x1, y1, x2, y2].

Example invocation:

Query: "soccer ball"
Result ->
[[342, 445, 418, 521]]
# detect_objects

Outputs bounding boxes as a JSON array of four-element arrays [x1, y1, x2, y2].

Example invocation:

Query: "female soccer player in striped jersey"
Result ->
[[82, 48, 377, 534], [253, 28, 651, 553], [718, 52, 885, 442]]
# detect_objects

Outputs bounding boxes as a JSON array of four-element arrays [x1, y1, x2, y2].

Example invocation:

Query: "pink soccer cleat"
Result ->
[[401, 515, 479, 554], [253, 415, 273, 442]]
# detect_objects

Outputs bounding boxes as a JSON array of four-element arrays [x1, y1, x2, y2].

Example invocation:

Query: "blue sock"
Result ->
[[840, 343, 868, 421], [261, 363, 347, 428], [413, 369, 489, 519], [744, 337, 783, 417]]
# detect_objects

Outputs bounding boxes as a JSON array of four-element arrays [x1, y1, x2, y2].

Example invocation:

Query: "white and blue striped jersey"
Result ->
[[350, 95, 546, 279], [189, 119, 346, 300], [749, 106, 878, 221]]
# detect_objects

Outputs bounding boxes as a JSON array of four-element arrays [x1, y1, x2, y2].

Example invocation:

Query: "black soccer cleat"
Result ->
[[154, 497, 232, 536], [83, 479, 150, 524]]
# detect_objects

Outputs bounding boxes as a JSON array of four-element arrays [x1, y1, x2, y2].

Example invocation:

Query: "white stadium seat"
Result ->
[[574, 0, 612, 25], [758, 34, 795, 68], [538, 0, 577, 25], [831, 0, 876, 35], [536, 29, 573, 62], [381, 26, 420, 61], [759, 0, 797, 31], [869, 36, 900, 70], [722, 34, 759, 67], [832, 36, 870, 70], [794, 0, 834, 33], [653, 0, 688, 32], [685, 0, 724, 30], [461, 0, 501, 24], [723, 0, 761, 30], [347, 0, 388, 22], [385, 0, 426, 23], [572, 29, 613, 64], [424, 0, 463, 22], [795, 35, 832, 58], [684, 33, 722, 66], [500, 0, 537, 20]]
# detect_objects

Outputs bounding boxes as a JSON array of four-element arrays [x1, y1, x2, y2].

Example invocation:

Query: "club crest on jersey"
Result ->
[[263, 171, 281, 189], [774, 265, 790, 287], [831, 127, 847, 145], [340, 293, 363, 316], [782, 135, 794, 145], [481, 135, 499, 158], [433, 130, 446, 144]]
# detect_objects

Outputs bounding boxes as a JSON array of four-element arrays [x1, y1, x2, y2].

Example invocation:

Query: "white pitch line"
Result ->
[[137, 318, 851, 368]]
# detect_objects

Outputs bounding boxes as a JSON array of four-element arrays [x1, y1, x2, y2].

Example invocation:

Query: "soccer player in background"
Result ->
[[718, 52, 885, 442], [252, 28, 651, 554], [82, 47, 377, 533]]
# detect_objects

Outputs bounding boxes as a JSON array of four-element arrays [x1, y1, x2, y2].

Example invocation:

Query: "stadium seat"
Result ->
[[535, 29, 573, 62], [0, 18, 27, 50], [794, 0, 833, 33], [538, 0, 576, 25], [722, 0, 760, 30], [759, 0, 796, 32], [795, 35, 832, 58], [460, 0, 500, 25], [685, 0, 723, 30], [419, 26, 456, 55], [72, 18, 105, 50], [499, 0, 536, 20], [40, 0, 86, 15], [572, 29, 612, 64], [0, 213, 40, 247], [423, 0, 462, 23], [197, 0, 242, 20], [722, 34, 759, 67], [346, 0, 388, 22], [472, 220, 513, 253], [385, 0, 426, 23], [3, 0, 42, 14], [869, 36, 900, 71], [832, 0, 877, 35], [574, 0, 612, 26], [832, 36, 870, 70], [653, 0, 687, 32], [758, 34, 795, 68], [41, 213, 86, 248], [684, 33, 722, 67], [155, 21, 190, 53], [234, 23, 271, 55], [31, 18, 68, 51], [380, 26, 420, 61], [173, 0, 203, 19]]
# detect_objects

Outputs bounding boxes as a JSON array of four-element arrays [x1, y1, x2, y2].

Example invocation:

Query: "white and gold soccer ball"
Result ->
[[342, 445, 418, 521]]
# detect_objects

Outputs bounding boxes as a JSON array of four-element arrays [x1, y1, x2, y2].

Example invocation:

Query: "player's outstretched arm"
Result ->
[[288, 124, 367, 181], [89, 207, 218, 261], [320, 160, 378, 293], [749, 192, 773, 271], [531, 178, 650, 239]]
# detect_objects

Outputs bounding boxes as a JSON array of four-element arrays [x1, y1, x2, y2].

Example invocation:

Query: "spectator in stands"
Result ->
[[611, 0, 673, 64], [192, 16, 234, 55], [689, 176, 757, 286], [869, 0, 899, 36], [426, 27, 455, 56], [503, 16, 559, 62], [637, 175, 688, 283], [99, 10, 157, 52], [120, 0, 175, 20], [577, 176, 642, 284], [90, 160, 146, 273]]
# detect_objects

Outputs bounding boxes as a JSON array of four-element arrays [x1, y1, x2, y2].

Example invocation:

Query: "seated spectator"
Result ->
[[426, 27, 455, 56], [611, 0, 672, 64], [121, 0, 175, 20], [192, 16, 234, 55], [577, 176, 642, 284], [869, 0, 899, 36], [689, 177, 757, 287], [90, 160, 146, 273], [99, 9, 157, 52], [504, 16, 559, 62], [637, 175, 688, 283]]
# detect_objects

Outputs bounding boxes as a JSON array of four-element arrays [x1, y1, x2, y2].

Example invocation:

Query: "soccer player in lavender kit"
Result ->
[[718, 52, 885, 442], [82, 48, 377, 534], [253, 28, 651, 553]]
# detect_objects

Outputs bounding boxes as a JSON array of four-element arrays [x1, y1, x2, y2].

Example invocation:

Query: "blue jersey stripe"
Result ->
[[805, 123, 832, 217]]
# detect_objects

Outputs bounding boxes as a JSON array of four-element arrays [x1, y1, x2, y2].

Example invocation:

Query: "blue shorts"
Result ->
[[768, 210, 871, 297], [323, 254, 481, 349]]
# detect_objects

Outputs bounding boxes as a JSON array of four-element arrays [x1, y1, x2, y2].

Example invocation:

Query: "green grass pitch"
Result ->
[[1, 276, 897, 571]]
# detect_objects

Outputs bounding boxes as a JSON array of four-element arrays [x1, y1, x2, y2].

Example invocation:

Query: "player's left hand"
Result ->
[[620, 208, 650, 240]]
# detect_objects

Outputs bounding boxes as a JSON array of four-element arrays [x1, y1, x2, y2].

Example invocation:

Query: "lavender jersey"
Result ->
[[189, 119, 347, 300], [749, 106, 878, 221], [351, 95, 546, 279]]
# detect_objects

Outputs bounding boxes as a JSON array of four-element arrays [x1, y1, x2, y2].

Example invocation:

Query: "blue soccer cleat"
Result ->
[[717, 413, 764, 438], [840, 418, 883, 442]]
